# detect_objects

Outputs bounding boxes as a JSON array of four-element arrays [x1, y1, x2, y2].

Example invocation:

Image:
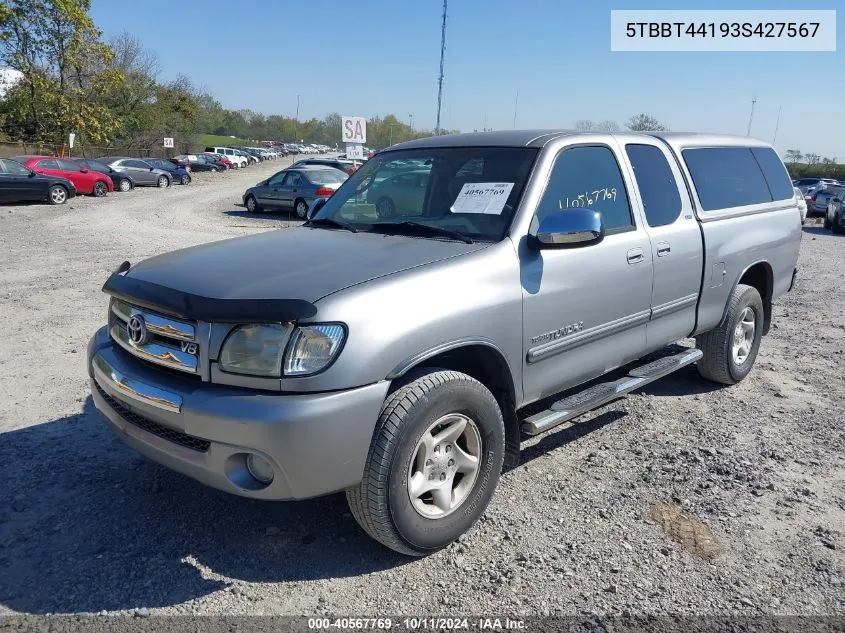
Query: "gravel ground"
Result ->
[[0, 161, 842, 619]]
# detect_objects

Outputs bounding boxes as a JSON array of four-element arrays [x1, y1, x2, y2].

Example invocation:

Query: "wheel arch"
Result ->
[[730, 260, 774, 335], [387, 339, 521, 470]]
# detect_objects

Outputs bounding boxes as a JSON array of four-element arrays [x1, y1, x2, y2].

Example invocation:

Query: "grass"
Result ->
[[195, 133, 254, 149]]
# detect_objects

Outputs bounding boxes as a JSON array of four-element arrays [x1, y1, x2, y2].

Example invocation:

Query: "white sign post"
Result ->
[[163, 137, 174, 148], [68, 132, 75, 149]]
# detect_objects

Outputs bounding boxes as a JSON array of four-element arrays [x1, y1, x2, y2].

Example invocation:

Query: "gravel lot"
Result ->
[[0, 159, 843, 619]]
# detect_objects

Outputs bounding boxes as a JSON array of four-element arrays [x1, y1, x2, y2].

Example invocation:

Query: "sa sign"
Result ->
[[163, 137, 174, 148], [342, 116, 366, 144]]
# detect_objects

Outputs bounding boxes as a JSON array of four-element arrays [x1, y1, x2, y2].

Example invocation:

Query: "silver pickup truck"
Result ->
[[88, 131, 801, 556]]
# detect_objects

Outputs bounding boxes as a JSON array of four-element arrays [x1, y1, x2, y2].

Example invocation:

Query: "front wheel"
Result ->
[[93, 181, 108, 197], [180, 174, 191, 185], [48, 185, 68, 205], [696, 284, 764, 385], [346, 369, 505, 556], [245, 195, 260, 213], [157, 175, 170, 188]]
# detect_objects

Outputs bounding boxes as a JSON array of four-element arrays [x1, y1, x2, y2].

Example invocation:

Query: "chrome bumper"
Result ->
[[87, 327, 390, 500]]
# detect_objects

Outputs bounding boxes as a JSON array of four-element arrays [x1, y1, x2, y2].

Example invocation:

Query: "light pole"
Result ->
[[408, 114, 413, 131]]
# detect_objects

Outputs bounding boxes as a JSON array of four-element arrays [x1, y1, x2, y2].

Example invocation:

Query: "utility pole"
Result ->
[[772, 105, 783, 145], [435, 0, 447, 136], [746, 95, 756, 137], [513, 89, 519, 129], [409, 114, 413, 131], [294, 94, 300, 142]]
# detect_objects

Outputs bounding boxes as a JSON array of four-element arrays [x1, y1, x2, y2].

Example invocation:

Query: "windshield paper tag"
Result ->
[[450, 182, 514, 215]]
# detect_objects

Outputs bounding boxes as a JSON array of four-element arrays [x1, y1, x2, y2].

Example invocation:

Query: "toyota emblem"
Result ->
[[127, 314, 149, 346]]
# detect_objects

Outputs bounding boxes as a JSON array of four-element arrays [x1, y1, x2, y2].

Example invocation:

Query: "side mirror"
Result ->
[[529, 208, 604, 250], [308, 198, 327, 219], [149, 167, 154, 172]]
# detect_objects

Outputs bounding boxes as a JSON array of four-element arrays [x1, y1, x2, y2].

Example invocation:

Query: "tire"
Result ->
[[346, 369, 505, 556], [93, 181, 108, 197], [294, 198, 308, 219], [157, 175, 170, 188], [180, 174, 191, 185], [245, 195, 260, 213], [696, 284, 764, 385], [376, 197, 396, 219], [118, 179, 132, 192], [824, 214, 832, 230], [832, 217, 843, 235], [48, 185, 68, 205]]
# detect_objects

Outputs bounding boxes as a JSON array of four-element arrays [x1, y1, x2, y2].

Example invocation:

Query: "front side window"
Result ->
[[625, 144, 682, 227], [56, 159, 82, 172], [535, 146, 634, 232], [313, 147, 538, 242], [683, 147, 774, 211]]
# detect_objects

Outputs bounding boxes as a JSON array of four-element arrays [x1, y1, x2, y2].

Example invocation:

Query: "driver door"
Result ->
[[520, 143, 654, 403]]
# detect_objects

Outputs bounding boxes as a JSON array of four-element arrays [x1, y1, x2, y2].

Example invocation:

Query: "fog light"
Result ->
[[246, 454, 274, 484]]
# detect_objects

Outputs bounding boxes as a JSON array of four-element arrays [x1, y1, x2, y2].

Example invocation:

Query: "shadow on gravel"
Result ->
[[0, 398, 407, 615], [802, 225, 838, 236], [223, 208, 303, 223]]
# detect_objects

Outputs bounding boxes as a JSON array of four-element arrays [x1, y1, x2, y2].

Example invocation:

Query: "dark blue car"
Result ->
[[144, 158, 192, 185]]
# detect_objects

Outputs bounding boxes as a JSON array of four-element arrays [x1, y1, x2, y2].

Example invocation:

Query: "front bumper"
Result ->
[[87, 326, 389, 500]]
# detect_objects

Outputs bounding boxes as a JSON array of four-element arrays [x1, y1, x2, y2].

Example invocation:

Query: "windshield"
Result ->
[[312, 147, 538, 242]]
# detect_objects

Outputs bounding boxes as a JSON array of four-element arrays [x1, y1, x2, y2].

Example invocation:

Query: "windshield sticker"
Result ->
[[450, 182, 514, 215]]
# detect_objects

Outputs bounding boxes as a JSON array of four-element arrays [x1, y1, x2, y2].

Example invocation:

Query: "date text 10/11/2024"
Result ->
[[307, 617, 527, 630]]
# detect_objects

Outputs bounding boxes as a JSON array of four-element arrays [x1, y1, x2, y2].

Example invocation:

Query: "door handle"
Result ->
[[657, 242, 671, 257], [626, 247, 644, 264]]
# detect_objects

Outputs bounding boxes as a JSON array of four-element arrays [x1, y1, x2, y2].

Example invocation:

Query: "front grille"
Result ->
[[109, 299, 200, 376], [96, 384, 211, 453]]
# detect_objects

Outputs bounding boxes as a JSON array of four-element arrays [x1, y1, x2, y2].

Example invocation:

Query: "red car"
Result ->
[[13, 155, 114, 197]]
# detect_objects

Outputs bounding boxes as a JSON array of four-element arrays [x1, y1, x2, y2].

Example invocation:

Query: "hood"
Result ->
[[122, 226, 489, 305]]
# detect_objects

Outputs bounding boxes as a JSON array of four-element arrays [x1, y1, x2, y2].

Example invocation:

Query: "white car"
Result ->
[[205, 146, 248, 168]]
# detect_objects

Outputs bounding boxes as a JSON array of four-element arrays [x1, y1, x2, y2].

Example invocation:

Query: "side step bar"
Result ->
[[521, 347, 703, 437]]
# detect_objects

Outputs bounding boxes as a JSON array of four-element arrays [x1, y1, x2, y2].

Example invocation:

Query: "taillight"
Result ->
[[810, 194, 816, 201], [315, 187, 335, 197]]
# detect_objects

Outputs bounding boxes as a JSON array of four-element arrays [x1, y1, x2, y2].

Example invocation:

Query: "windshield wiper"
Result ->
[[370, 221, 473, 244], [303, 217, 359, 233]]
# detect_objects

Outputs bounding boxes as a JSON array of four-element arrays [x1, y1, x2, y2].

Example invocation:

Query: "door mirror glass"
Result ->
[[530, 209, 604, 249], [308, 198, 327, 219]]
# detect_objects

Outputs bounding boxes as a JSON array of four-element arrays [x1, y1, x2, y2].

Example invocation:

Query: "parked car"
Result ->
[[172, 154, 225, 172], [205, 146, 248, 168], [236, 149, 258, 165], [794, 187, 808, 224], [96, 157, 172, 188], [242, 165, 348, 218], [70, 158, 134, 192], [824, 191, 844, 233], [201, 152, 233, 170], [14, 155, 113, 197], [794, 177, 839, 197], [0, 157, 76, 204], [807, 184, 844, 215], [87, 131, 801, 556], [365, 169, 430, 218], [144, 158, 191, 185], [291, 157, 360, 176]]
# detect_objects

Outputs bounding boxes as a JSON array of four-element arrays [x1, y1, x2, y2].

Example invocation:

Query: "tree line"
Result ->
[[0, 0, 442, 152], [783, 150, 844, 181]]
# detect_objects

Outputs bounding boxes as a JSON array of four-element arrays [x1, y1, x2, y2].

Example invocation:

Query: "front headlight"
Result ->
[[283, 324, 346, 376], [219, 324, 291, 377]]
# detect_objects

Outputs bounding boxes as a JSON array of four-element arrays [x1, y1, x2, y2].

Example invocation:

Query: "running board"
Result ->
[[520, 347, 703, 437]]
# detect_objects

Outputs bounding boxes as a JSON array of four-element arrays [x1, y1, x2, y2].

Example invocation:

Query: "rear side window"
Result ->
[[750, 147, 794, 201], [536, 146, 634, 232], [625, 144, 682, 227], [37, 159, 59, 169], [682, 147, 773, 211]]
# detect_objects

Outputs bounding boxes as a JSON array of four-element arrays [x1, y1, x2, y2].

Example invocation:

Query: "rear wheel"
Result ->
[[346, 369, 505, 556], [832, 215, 844, 235], [118, 179, 131, 192], [294, 198, 308, 219], [824, 214, 831, 230], [93, 181, 108, 197], [48, 185, 68, 205], [157, 175, 169, 188], [696, 284, 764, 385], [180, 174, 191, 185]]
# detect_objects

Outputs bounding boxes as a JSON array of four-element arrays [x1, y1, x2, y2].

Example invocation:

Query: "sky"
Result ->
[[89, 0, 843, 158]]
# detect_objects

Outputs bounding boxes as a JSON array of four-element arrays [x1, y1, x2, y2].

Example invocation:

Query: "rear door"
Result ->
[[520, 143, 654, 402], [124, 159, 154, 184], [622, 140, 703, 348], [56, 159, 95, 193], [279, 171, 303, 209]]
